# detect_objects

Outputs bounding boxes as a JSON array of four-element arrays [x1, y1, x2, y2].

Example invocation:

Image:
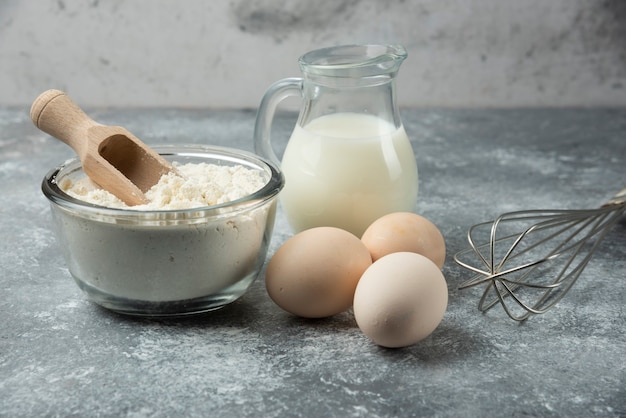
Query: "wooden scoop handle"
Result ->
[[30, 90, 99, 158]]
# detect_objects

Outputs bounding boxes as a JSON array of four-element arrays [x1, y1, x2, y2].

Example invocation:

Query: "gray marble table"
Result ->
[[1, 107, 624, 417]]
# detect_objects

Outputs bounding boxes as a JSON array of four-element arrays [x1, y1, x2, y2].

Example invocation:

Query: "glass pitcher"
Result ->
[[254, 44, 418, 237]]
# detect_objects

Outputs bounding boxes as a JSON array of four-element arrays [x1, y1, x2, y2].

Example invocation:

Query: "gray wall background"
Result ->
[[1, 0, 625, 108]]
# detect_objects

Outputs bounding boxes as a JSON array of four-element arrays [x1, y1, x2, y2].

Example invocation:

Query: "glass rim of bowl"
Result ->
[[41, 144, 285, 223]]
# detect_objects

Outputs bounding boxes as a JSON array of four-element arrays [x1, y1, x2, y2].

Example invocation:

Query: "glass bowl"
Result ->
[[42, 145, 284, 316]]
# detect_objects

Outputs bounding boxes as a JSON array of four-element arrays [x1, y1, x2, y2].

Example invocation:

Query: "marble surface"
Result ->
[[1, 107, 625, 417], [2, 1, 626, 108]]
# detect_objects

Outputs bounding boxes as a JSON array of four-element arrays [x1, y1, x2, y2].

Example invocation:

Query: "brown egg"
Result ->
[[265, 227, 372, 318], [361, 212, 446, 269], [353, 252, 448, 348]]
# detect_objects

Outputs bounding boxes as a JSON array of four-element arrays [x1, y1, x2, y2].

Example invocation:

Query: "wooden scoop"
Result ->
[[31, 89, 175, 206]]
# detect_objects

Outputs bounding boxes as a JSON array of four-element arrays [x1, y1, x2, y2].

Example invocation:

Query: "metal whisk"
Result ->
[[454, 187, 626, 321]]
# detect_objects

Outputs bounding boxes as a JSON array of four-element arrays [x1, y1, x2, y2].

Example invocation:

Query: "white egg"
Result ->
[[353, 252, 448, 348]]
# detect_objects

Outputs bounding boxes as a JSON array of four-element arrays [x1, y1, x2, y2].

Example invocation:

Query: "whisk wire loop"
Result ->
[[454, 191, 626, 321]]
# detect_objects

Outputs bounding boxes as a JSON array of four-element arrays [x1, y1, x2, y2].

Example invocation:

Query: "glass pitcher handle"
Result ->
[[254, 77, 304, 166]]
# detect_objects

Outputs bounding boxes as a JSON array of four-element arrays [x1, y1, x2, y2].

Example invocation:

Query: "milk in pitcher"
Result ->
[[280, 112, 418, 236]]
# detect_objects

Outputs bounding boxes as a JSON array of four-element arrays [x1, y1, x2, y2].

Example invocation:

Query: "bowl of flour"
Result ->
[[42, 145, 284, 316]]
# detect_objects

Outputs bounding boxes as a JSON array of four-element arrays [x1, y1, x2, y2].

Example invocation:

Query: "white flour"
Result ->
[[60, 162, 266, 209], [52, 161, 274, 306]]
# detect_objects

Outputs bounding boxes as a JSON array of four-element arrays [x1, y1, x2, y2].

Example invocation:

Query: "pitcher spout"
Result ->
[[298, 44, 407, 78]]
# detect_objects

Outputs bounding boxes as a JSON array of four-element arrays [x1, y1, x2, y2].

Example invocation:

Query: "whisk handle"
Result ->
[[603, 186, 626, 206]]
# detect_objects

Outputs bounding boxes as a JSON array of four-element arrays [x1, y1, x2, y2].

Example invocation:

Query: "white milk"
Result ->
[[280, 112, 418, 236]]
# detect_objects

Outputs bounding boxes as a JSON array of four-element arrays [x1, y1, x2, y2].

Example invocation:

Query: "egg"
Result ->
[[361, 212, 446, 269], [266, 227, 373, 318], [353, 252, 448, 348]]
